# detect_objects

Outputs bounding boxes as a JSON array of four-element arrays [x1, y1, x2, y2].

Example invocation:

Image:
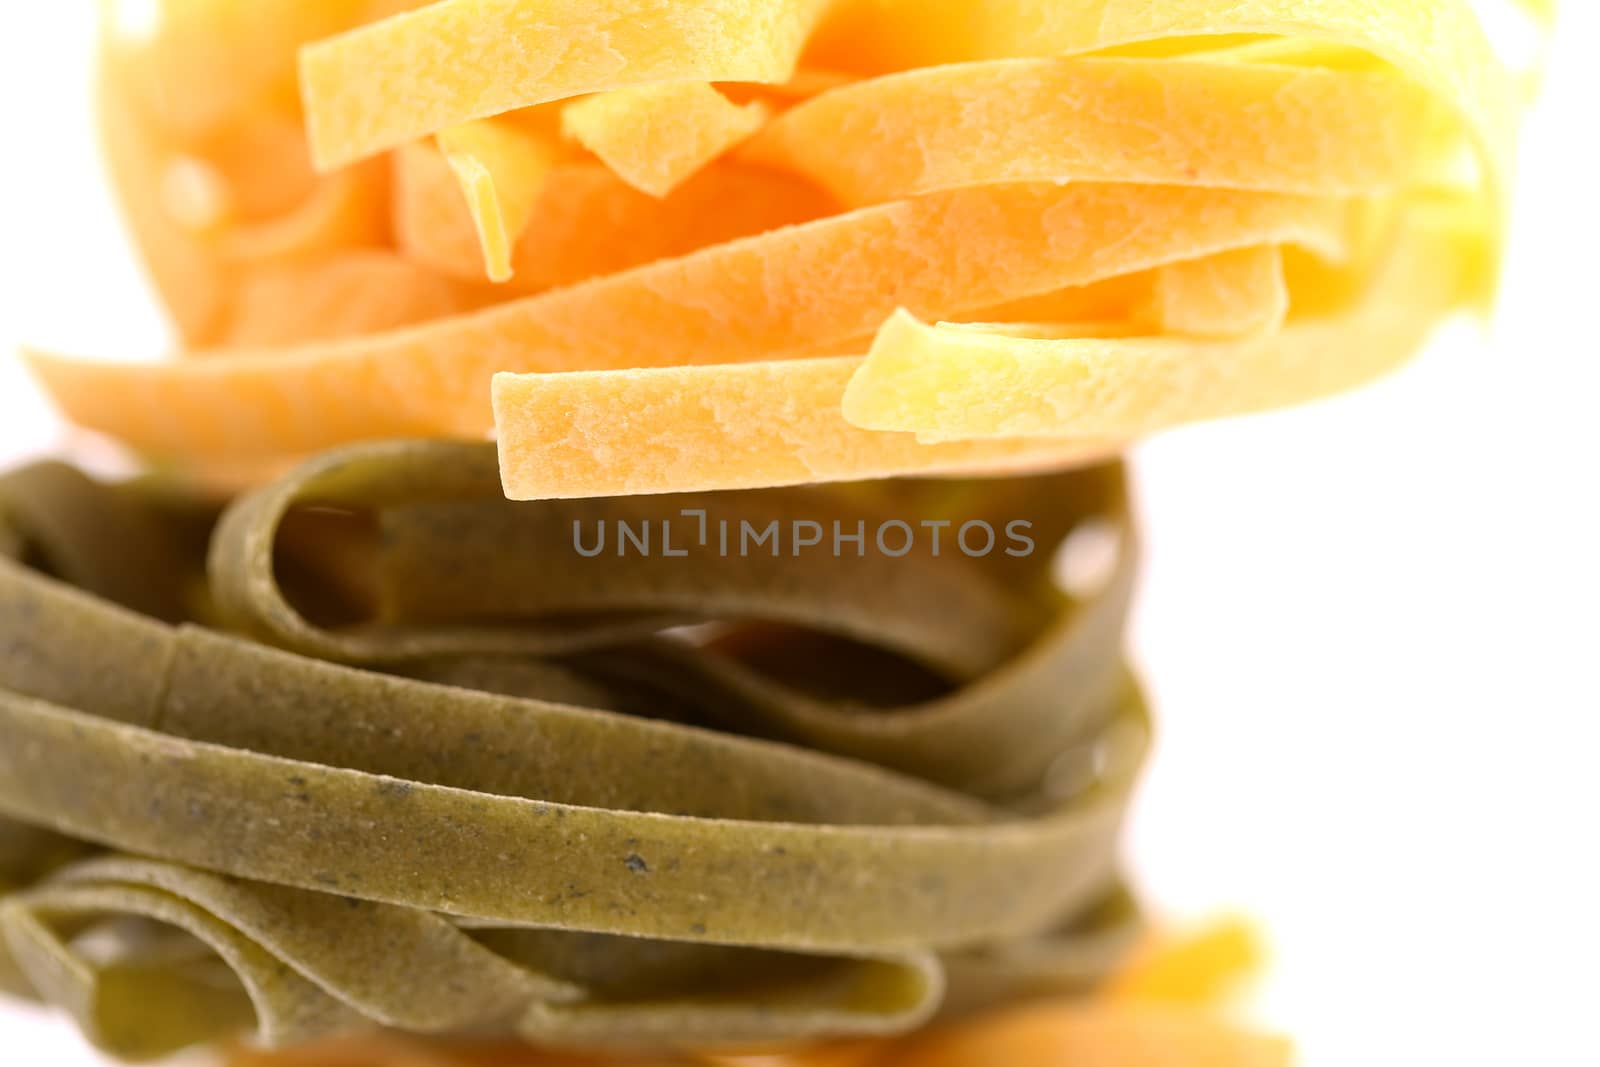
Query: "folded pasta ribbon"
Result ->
[[26, 0, 1520, 494], [209, 920, 1284, 1066], [0, 444, 1146, 1057]]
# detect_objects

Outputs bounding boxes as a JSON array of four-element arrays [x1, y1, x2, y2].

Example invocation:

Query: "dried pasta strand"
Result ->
[[27, 184, 1350, 462], [393, 148, 836, 292], [562, 83, 770, 198], [493, 357, 1120, 499], [964, 245, 1291, 345], [437, 119, 559, 282], [804, 0, 1515, 213], [206, 919, 1276, 1066], [1146, 247, 1288, 339], [739, 55, 1457, 205], [841, 198, 1485, 441], [300, 0, 834, 169]]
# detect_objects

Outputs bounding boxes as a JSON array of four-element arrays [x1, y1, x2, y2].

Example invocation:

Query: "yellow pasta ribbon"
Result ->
[[437, 119, 560, 282], [28, 183, 1350, 469], [299, 0, 834, 170], [841, 197, 1487, 442], [1145, 247, 1288, 340], [562, 83, 770, 198], [737, 52, 1458, 204], [393, 148, 835, 292]]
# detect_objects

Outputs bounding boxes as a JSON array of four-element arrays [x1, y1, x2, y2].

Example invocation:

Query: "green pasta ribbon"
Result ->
[[0, 442, 1146, 1059]]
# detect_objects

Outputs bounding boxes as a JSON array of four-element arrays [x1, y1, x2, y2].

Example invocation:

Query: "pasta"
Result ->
[[436, 119, 559, 283], [560, 83, 770, 198], [0, 444, 1143, 1057], [26, 0, 1523, 497], [211, 921, 1284, 1067], [2, 0, 1549, 1061]]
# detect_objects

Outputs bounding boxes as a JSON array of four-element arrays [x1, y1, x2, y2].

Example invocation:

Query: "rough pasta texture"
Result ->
[[1, 1, 1550, 1063], [0, 444, 1145, 1058], [24, 0, 1532, 498]]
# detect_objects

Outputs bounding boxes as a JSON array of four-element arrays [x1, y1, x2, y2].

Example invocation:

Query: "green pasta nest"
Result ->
[[0, 441, 1143, 1059]]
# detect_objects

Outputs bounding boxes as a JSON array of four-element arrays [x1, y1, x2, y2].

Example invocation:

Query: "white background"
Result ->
[[2, 6, 1598, 1066]]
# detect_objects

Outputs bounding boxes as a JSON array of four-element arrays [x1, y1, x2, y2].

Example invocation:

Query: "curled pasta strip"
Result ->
[[392, 149, 837, 291], [28, 183, 1351, 464], [201, 442, 1134, 795], [204, 917, 1281, 1067], [842, 197, 1484, 441], [298, 0, 836, 169], [801, 0, 1515, 205], [0, 445, 1144, 1056], [206, 440, 1039, 677], [737, 52, 1459, 205]]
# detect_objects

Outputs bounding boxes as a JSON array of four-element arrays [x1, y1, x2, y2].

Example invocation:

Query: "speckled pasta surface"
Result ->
[[0, 442, 1143, 1058]]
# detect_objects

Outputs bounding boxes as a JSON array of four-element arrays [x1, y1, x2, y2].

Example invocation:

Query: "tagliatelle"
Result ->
[[222, 251, 498, 347], [0, 446, 1144, 1057], [28, 183, 1352, 464], [486, 233, 1293, 498], [562, 83, 770, 198], [1146, 247, 1288, 339], [2, 2, 1545, 1063], [492, 358, 1120, 499], [393, 149, 837, 292], [437, 119, 559, 282], [842, 199, 1487, 441], [737, 52, 1458, 205], [205, 920, 1278, 1067], [299, 0, 836, 170], [802, 0, 1515, 212], [31, 0, 1521, 489]]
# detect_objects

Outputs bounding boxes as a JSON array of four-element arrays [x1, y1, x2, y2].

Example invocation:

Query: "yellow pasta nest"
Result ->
[[27, 0, 1543, 498]]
